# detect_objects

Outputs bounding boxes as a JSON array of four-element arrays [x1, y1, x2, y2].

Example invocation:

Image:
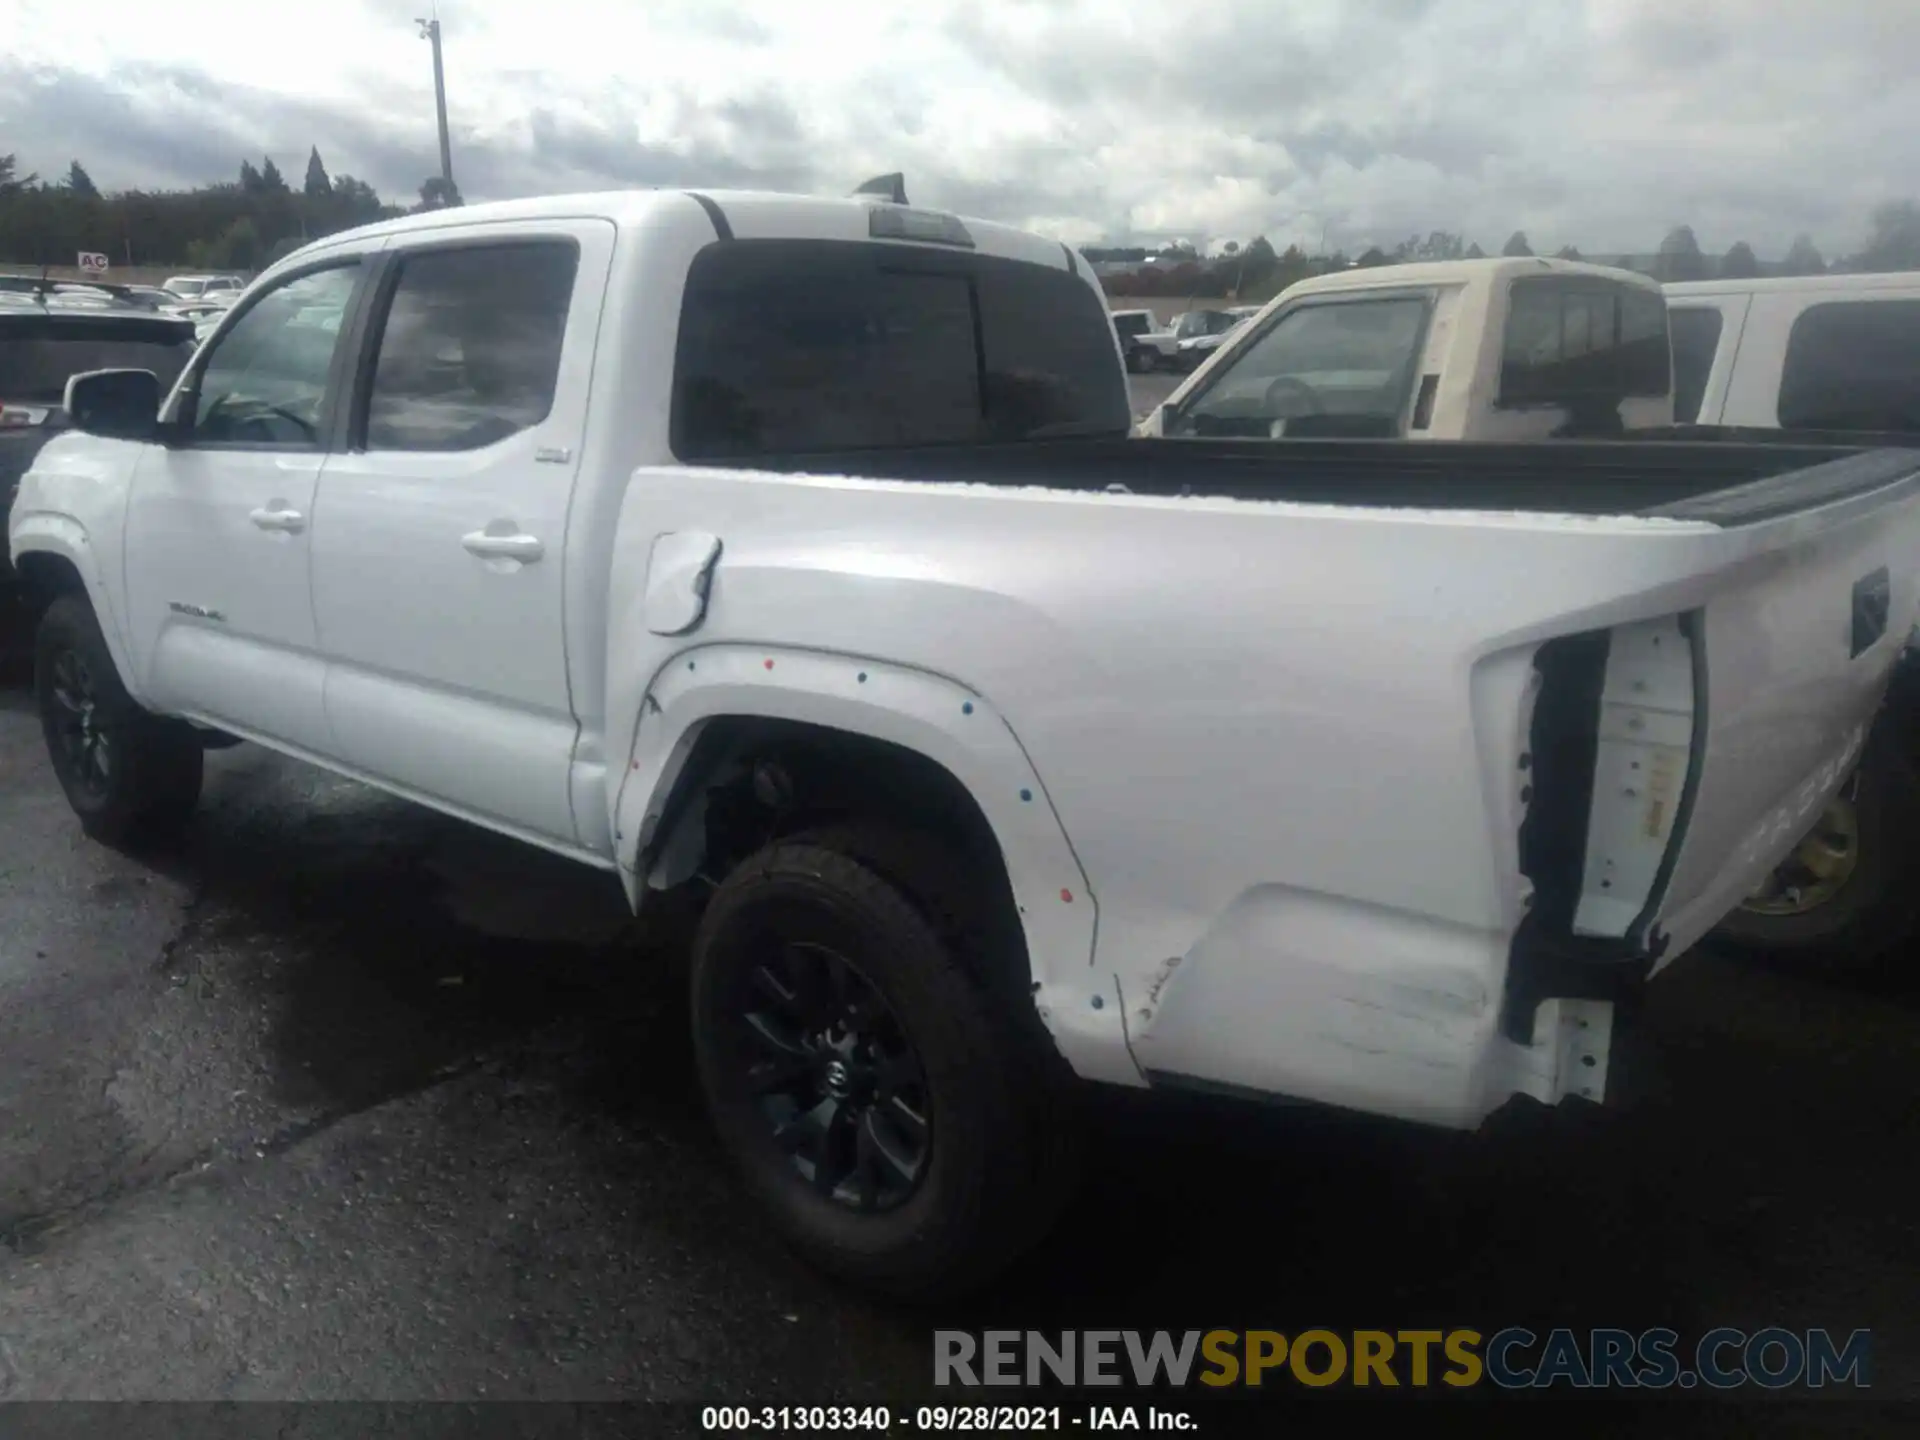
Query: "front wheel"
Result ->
[[689, 829, 1079, 1298], [35, 595, 203, 847]]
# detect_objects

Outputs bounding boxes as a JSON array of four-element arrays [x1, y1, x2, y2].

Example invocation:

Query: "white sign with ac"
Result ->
[[76, 251, 110, 275]]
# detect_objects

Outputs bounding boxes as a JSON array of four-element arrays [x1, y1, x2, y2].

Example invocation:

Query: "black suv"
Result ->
[[2, 297, 199, 585]]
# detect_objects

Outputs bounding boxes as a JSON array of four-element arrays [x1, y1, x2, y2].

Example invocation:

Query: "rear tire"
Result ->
[[35, 595, 203, 847], [689, 826, 1080, 1299], [1711, 717, 1920, 973]]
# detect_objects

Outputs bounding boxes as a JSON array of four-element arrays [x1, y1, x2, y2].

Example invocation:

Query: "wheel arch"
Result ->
[[10, 523, 141, 696], [610, 646, 1104, 1053]]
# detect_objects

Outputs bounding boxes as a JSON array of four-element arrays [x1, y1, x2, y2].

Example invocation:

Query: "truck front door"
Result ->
[[122, 260, 365, 754]]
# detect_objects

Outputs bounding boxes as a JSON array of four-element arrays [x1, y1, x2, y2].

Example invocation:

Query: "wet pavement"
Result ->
[[1, 591, 1918, 1425]]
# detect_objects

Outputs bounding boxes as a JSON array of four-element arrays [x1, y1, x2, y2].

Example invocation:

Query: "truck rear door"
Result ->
[[1567, 451, 1920, 967]]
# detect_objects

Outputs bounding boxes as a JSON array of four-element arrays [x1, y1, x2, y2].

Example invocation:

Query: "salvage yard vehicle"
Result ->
[[1108, 307, 1158, 372], [161, 273, 245, 301], [12, 190, 1920, 1298], [1127, 306, 1240, 372], [1138, 256, 1675, 439], [1, 298, 199, 588], [1663, 273, 1920, 967]]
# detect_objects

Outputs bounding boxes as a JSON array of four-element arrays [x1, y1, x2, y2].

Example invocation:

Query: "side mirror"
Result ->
[[64, 368, 162, 442]]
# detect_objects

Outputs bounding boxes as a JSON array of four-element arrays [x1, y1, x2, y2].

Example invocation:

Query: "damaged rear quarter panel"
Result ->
[[606, 467, 1730, 1121]]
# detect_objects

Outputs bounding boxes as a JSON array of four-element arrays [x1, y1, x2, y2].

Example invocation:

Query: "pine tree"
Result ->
[[303, 147, 332, 199]]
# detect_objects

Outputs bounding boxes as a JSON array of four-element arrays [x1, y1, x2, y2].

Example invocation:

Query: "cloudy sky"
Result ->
[[2, 0, 1915, 258]]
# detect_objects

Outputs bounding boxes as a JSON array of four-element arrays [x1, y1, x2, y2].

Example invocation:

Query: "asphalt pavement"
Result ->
[[2, 414, 1918, 1424]]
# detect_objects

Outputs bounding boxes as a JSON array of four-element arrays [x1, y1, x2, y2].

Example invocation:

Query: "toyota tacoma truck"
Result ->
[[12, 190, 1920, 1297]]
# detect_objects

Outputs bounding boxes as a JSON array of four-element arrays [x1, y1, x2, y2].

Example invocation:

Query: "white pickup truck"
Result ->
[[13, 191, 1920, 1296]]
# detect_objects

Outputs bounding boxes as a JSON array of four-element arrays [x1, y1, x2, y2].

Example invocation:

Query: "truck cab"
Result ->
[[1139, 257, 1673, 440]]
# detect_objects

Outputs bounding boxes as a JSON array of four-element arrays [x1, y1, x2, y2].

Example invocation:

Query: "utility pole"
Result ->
[[416, 15, 455, 197]]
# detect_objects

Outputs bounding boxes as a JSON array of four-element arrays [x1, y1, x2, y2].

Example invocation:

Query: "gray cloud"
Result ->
[[4, 0, 1919, 259]]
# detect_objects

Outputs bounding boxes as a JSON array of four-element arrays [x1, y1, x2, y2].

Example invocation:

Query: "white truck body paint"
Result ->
[[597, 460, 1920, 1121], [13, 189, 1920, 1132]]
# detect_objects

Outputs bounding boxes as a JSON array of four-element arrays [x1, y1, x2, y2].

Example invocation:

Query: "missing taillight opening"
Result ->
[[1503, 614, 1702, 1041]]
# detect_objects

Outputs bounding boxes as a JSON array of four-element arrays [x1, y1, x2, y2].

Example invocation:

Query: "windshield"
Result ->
[[167, 279, 207, 298], [1167, 294, 1429, 438], [0, 321, 196, 403]]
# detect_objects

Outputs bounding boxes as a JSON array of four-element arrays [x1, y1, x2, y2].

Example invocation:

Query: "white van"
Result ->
[[1666, 273, 1920, 969], [1665, 272, 1920, 430]]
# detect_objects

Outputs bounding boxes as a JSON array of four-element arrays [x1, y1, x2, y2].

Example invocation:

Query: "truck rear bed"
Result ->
[[743, 436, 1920, 524]]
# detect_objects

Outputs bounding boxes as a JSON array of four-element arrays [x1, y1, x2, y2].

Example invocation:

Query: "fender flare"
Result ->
[[610, 642, 1100, 999], [9, 517, 143, 699]]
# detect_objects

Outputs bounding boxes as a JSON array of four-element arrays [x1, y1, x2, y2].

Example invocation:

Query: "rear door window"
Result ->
[[1776, 300, 1920, 432], [1500, 278, 1670, 406], [1668, 307, 1725, 424], [671, 240, 1129, 458], [362, 241, 578, 453]]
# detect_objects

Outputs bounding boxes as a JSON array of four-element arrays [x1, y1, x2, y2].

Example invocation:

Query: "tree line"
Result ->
[[0, 150, 464, 273], [1095, 202, 1920, 303]]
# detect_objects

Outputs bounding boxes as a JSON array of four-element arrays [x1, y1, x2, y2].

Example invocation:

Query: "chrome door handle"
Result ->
[[249, 505, 306, 533], [462, 529, 544, 562]]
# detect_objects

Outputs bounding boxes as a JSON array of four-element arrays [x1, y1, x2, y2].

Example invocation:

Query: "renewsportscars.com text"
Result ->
[[934, 1328, 1871, 1390]]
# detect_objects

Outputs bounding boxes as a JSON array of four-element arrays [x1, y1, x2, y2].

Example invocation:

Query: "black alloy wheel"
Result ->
[[728, 936, 932, 1212], [46, 643, 114, 801]]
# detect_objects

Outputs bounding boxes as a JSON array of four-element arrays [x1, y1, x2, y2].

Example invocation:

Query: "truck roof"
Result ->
[[1665, 272, 1920, 299], [307, 189, 1082, 277], [1283, 255, 1663, 299]]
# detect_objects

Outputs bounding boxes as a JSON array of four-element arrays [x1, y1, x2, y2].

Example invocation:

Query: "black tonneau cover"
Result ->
[[746, 436, 1920, 524]]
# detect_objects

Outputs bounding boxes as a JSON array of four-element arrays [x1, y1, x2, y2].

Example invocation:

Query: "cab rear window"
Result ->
[[670, 240, 1131, 459], [1499, 277, 1670, 406]]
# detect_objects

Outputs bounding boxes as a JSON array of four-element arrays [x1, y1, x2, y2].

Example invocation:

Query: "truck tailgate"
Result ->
[[1577, 453, 1920, 967]]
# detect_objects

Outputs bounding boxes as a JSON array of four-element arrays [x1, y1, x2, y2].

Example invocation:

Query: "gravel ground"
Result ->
[[1, 521, 1917, 1428]]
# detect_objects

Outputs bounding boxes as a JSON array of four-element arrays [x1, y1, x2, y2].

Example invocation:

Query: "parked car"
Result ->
[[1166, 307, 1247, 371], [1109, 308, 1158, 371], [1, 300, 199, 587], [1172, 304, 1261, 370], [13, 190, 1920, 1299], [1125, 308, 1236, 372], [1140, 258, 1675, 439], [1664, 273, 1920, 968], [161, 274, 245, 301]]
